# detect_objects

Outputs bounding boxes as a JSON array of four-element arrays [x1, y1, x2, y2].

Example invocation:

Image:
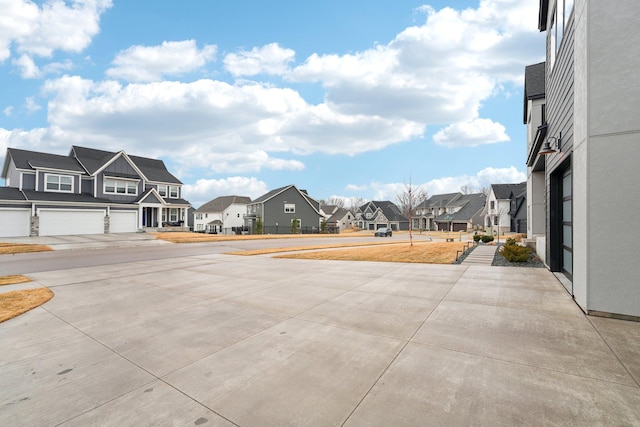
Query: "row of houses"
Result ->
[[0, 147, 528, 239], [192, 184, 527, 236]]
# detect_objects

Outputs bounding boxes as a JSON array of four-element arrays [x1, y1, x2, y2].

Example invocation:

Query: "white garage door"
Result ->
[[0, 209, 31, 237], [39, 209, 105, 236], [110, 211, 138, 233]]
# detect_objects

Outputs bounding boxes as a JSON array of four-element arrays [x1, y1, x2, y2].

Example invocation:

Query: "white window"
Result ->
[[104, 178, 137, 195], [170, 209, 178, 222], [46, 174, 73, 192], [284, 203, 295, 213], [169, 186, 179, 198], [195, 213, 203, 220], [158, 185, 167, 197]]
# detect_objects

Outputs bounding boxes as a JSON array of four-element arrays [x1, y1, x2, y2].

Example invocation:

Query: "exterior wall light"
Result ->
[[539, 134, 561, 155]]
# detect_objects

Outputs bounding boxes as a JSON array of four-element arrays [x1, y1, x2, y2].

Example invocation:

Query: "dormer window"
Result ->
[[169, 186, 179, 198], [158, 185, 179, 198], [46, 174, 73, 192]]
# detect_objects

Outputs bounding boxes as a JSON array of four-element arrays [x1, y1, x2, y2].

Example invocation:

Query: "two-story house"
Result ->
[[483, 183, 526, 234], [244, 185, 323, 234], [356, 201, 409, 231], [527, 0, 640, 319], [0, 146, 190, 237], [413, 192, 485, 232], [194, 195, 251, 234]]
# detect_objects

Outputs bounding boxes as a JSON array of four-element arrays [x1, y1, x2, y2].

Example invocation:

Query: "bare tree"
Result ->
[[460, 184, 473, 195], [396, 179, 427, 246], [325, 196, 346, 208]]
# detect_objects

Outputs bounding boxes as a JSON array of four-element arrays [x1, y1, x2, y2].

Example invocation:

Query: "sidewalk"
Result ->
[[1, 232, 170, 251]]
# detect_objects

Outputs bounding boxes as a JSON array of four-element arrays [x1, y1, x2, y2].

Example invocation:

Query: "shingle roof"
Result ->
[[7, 148, 85, 174], [523, 61, 545, 124], [491, 182, 526, 200], [196, 195, 251, 212], [436, 193, 486, 222], [251, 185, 290, 204], [359, 201, 409, 223], [0, 187, 27, 201], [72, 146, 182, 184], [21, 189, 112, 204]]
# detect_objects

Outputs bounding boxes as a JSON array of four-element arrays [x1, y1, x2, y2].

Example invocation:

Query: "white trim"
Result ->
[[93, 151, 148, 181], [44, 173, 74, 193]]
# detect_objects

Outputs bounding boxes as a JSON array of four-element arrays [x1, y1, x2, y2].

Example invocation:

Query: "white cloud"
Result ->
[[341, 166, 526, 201], [224, 43, 295, 77], [24, 96, 41, 113], [12, 54, 39, 78], [3, 106, 13, 116], [183, 177, 268, 208], [0, 0, 112, 60], [106, 40, 217, 82], [433, 118, 509, 147]]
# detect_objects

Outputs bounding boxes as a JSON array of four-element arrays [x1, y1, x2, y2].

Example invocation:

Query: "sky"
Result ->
[[0, 0, 545, 208]]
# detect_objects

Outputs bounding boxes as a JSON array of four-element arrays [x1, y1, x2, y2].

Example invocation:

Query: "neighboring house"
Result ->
[[0, 146, 190, 237], [356, 201, 409, 231], [413, 192, 484, 231], [326, 207, 354, 233], [483, 183, 526, 234], [528, 0, 640, 319], [194, 195, 251, 234], [245, 184, 323, 234], [524, 61, 547, 261], [433, 193, 486, 232]]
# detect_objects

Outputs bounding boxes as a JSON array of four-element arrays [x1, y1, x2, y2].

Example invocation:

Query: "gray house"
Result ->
[[356, 201, 409, 231], [414, 192, 485, 231], [245, 185, 323, 234], [526, 0, 640, 319], [0, 146, 190, 237]]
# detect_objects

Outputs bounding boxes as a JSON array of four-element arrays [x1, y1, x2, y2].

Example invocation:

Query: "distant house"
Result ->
[[245, 185, 323, 234], [356, 201, 409, 231], [194, 195, 251, 234], [0, 146, 190, 237], [414, 192, 485, 231], [326, 207, 355, 233], [484, 183, 527, 233]]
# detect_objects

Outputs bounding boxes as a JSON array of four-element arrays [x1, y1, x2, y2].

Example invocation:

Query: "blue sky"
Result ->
[[1, 0, 545, 208]]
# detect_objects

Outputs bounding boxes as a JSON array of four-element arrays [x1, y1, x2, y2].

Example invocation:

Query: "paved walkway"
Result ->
[[461, 244, 497, 265]]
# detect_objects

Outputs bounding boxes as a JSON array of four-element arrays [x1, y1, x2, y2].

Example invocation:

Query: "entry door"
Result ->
[[561, 169, 573, 280]]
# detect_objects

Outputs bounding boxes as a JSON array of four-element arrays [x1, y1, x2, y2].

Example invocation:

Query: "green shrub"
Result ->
[[481, 235, 494, 243], [505, 237, 517, 246], [500, 243, 533, 262], [473, 234, 482, 242]]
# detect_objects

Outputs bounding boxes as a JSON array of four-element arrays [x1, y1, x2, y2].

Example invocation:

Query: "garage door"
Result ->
[[452, 223, 467, 232], [39, 209, 105, 236], [110, 211, 138, 233], [437, 222, 449, 231], [0, 209, 31, 237]]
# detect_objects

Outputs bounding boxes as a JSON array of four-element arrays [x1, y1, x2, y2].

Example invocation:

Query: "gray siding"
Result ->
[[545, 2, 574, 266], [22, 173, 36, 190], [6, 162, 22, 188], [97, 157, 143, 202], [263, 187, 321, 231]]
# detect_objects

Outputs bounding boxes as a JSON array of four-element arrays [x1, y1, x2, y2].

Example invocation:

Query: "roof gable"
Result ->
[[5, 148, 85, 176]]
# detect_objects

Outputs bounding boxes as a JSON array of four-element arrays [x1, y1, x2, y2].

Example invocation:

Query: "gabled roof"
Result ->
[[359, 201, 409, 223], [435, 193, 486, 222], [251, 185, 290, 204], [196, 195, 251, 212], [418, 192, 462, 209], [327, 207, 352, 223], [71, 146, 182, 184], [523, 61, 546, 124], [491, 182, 527, 200], [4, 148, 85, 177]]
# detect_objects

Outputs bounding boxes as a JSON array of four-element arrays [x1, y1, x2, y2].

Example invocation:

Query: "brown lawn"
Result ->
[[154, 231, 373, 244], [275, 241, 469, 264], [0, 288, 53, 323], [227, 240, 411, 256], [0, 243, 53, 255], [0, 275, 32, 286]]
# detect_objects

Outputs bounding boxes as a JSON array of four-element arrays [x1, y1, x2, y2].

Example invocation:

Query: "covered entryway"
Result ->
[[0, 209, 31, 237], [39, 209, 105, 236], [110, 211, 138, 233]]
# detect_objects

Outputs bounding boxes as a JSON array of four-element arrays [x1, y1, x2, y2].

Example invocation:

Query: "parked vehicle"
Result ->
[[374, 227, 392, 237]]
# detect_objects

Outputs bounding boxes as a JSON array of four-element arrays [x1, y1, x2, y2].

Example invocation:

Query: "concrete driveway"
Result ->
[[1, 252, 639, 425]]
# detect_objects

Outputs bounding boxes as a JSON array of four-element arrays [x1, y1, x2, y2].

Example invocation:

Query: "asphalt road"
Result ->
[[0, 235, 401, 276]]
